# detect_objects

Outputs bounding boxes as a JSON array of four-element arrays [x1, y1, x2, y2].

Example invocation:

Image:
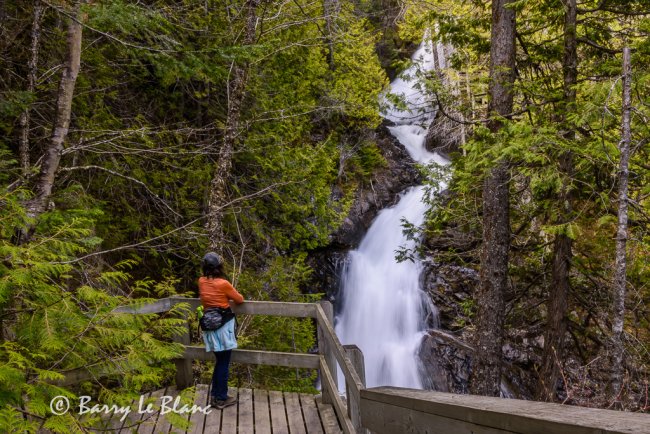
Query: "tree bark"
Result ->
[[25, 1, 83, 223], [610, 46, 631, 403], [206, 0, 259, 253], [537, 0, 577, 402], [18, 0, 44, 176], [470, 0, 516, 397], [323, 0, 339, 68]]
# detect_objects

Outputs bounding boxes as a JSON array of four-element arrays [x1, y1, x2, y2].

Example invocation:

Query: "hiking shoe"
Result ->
[[211, 396, 236, 409]]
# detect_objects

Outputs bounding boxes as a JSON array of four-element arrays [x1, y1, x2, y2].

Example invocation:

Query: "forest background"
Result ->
[[0, 0, 649, 432]]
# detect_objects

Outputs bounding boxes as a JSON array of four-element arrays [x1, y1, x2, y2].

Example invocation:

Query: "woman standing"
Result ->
[[198, 252, 244, 409]]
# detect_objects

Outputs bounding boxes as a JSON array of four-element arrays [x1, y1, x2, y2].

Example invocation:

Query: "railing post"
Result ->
[[317, 300, 337, 404], [344, 345, 367, 434], [173, 320, 193, 390]]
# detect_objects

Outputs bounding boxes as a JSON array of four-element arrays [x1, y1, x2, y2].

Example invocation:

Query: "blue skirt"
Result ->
[[202, 318, 237, 352]]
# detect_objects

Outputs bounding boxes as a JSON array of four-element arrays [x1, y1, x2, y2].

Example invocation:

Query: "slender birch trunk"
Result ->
[[24, 1, 83, 225], [610, 46, 632, 402], [18, 0, 44, 176]]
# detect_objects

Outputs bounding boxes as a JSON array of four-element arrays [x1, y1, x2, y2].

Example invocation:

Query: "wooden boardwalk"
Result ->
[[60, 299, 650, 434], [98, 385, 342, 434]]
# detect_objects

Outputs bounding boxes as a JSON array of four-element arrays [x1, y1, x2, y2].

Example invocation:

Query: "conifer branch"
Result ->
[[577, 37, 620, 54], [42, 0, 221, 54]]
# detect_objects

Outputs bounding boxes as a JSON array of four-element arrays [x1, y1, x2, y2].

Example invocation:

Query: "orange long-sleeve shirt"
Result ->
[[198, 277, 244, 309]]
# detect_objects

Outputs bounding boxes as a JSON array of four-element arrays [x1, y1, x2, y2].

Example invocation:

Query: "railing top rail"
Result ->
[[113, 297, 319, 318]]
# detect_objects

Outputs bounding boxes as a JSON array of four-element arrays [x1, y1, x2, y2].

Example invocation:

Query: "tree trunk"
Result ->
[[470, 0, 516, 397], [323, 0, 339, 68], [206, 0, 259, 253], [25, 0, 83, 223], [610, 46, 631, 403], [18, 0, 44, 176], [537, 0, 577, 402]]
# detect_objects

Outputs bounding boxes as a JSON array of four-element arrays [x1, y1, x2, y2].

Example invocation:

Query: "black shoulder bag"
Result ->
[[199, 307, 235, 331]]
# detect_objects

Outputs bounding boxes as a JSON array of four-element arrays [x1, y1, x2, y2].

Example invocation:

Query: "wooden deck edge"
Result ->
[[361, 387, 650, 434]]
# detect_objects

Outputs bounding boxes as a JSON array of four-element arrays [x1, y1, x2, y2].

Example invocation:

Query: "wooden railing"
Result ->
[[112, 297, 366, 434], [64, 297, 650, 434]]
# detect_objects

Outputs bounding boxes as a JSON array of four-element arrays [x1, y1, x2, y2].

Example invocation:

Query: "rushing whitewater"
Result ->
[[335, 40, 448, 389]]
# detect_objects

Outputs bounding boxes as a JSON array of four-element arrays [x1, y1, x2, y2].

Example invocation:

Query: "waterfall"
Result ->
[[335, 39, 448, 389]]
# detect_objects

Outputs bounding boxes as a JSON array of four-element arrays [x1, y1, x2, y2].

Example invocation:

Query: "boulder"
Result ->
[[418, 329, 472, 393]]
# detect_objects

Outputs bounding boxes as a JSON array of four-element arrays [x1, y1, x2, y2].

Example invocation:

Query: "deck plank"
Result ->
[[203, 384, 222, 434], [269, 390, 289, 434], [105, 398, 134, 433], [254, 389, 272, 434], [285, 392, 306, 434], [136, 387, 168, 434], [154, 385, 178, 434], [300, 394, 324, 434], [118, 392, 153, 434], [237, 388, 254, 433], [220, 387, 239, 434], [316, 397, 342, 434], [106, 386, 338, 434], [187, 384, 209, 434], [82, 396, 131, 432]]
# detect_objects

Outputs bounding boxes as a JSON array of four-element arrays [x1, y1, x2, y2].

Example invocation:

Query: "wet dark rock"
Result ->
[[332, 120, 421, 248], [421, 261, 478, 331], [423, 227, 481, 259], [503, 328, 544, 367], [418, 261, 540, 399], [417, 329, 537, 399], [501, 362, 535, 400], [424, 104, 464, 157], [307, 120, 420, 300], [304, 249, 348, 303], [418, 330, 472, 393], [417, 262, 476, 393]]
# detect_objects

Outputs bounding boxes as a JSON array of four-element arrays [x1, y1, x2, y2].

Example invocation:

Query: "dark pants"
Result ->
[[211, 350, 232, 400]]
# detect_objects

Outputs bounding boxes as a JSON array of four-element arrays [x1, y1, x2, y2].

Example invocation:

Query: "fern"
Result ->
[[0, 191, 188, 432]]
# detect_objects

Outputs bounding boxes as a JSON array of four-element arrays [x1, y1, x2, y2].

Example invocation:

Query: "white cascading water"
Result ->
[[335, 39, 449, 389]]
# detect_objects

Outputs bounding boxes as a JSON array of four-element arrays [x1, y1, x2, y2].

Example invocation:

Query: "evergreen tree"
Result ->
[[406, 0, 650, 405]]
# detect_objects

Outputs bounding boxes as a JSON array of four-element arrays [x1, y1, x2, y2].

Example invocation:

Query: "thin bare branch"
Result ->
[[52, 181, 293, 264], [58, 164, 183, 219]]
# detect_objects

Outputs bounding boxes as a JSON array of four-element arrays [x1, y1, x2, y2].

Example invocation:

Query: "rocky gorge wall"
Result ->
[[306, 119, 421, 303]]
